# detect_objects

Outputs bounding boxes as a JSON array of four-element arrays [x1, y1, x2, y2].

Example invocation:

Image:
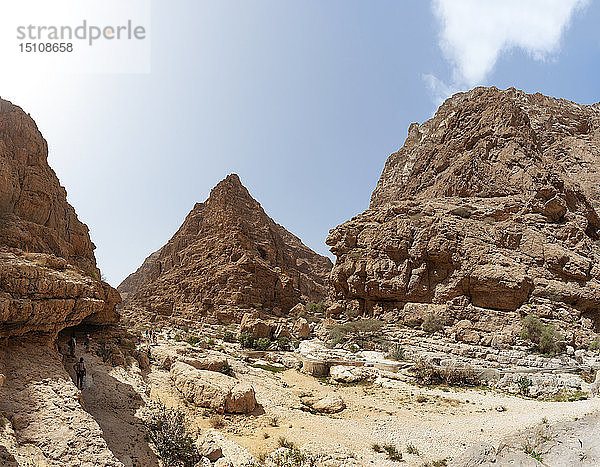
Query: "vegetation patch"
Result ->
[[412, 359, 481, 387], [422, 312, 445, 333], [143, 402, 199, 466], [326, 319, 384, 349], [520, 315, 562, 355]]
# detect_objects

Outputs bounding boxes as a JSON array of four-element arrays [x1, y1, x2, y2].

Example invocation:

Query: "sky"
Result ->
[[1, 0, 599, 286]]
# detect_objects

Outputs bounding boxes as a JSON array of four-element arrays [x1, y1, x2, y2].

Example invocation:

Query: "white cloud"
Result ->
[[426, 0, 587, 100]]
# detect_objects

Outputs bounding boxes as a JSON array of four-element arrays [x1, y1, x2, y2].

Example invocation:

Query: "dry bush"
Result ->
[[209, 413, 225, 428], [422, 312, 445, 333], [412, 360, 481, 387]]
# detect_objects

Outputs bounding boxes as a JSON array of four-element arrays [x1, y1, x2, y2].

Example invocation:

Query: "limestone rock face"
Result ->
[[0, 98, 120, 338], [327, 87, 600, 347], [119, 174, 332, 323]]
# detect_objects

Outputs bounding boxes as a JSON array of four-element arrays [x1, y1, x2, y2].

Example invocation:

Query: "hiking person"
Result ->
[[68, 336, 76, 357], [73, 357, 86, 389], [84, 333, 91, 351]]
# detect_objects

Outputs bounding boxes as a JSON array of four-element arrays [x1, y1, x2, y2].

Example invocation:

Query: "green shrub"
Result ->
[[277, 336, 291, 351], [306, 302, 326, 315], [186, 335, 201, 346], [382, 444, 402, 461], [143, 402, 199, 466], [517, 376, 532, 396], [589, 337, 600, 351], [326, 319, 384, 348], [255, 338, 272, 351], [223, 331, 235, 343], [406, 443, 419, 455], [520, 315, 562, 355], [386, 343, 405, 361], [422, 313, 445, 333], [239, 332, 255, 349]]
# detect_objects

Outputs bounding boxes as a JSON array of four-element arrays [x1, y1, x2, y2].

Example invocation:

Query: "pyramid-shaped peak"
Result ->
[[207, 173, 254, 202]]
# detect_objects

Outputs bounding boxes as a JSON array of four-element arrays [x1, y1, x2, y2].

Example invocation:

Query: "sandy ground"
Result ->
[[146, 349, 600, 466]]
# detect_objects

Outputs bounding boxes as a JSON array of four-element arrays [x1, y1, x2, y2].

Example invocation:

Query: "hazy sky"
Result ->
[[1, 0, 599, 286]]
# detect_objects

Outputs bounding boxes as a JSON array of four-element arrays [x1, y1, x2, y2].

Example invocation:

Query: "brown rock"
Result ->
[[170, 362, 256, 414], [0, 98, 120, 338], [118, 174, 332, 324], [327, 87, 600, 345], [181, 355, 229, 372], [293, 318, 311, 339], [239, 313, 273, 338]]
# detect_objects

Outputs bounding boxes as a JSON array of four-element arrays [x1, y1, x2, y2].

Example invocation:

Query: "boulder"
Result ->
[[302, 393, 346, 413], [170, 362, 256, 413], [329, 365, 368, 384], [239, 313, 273, 338], [293, 318, 311, 339], [289, 303, 306, 316], [225, 382, 257, 414], [196, 436, 223, 462], [181, 355, 229, 373]]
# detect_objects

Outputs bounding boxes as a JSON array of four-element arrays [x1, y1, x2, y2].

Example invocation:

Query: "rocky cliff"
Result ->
[[0, 97, 120, 338], [119, 174, 332, 323], [327, 87, 600, 348]]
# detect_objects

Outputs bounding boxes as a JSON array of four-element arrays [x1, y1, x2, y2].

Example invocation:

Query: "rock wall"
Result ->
[[327, 87, 600, 348], [119, 174, 332, 323], [0, 97, 120, 338]]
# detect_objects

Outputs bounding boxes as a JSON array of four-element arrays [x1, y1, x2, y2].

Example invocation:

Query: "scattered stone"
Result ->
[[293, 318, 311, 339], [302, 393, 346, 414]]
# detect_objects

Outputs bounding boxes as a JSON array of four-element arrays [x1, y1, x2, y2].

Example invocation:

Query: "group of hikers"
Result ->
[[138, 329, 159, 345], [66, 328, 157, 390], [65, 333, 91, 389]]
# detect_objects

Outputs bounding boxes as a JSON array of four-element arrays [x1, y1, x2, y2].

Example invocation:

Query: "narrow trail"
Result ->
[[60, 337, 159, 467]]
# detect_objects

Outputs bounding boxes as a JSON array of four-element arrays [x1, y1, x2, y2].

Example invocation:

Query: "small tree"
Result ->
[[144, 402, 199, 466], [520, 315, 561, 355]]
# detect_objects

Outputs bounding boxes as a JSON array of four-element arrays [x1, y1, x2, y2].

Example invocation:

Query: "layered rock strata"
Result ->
[[0, 97, 120, 338], [327, 87, 600, 348], [119, 174, 332, 323]]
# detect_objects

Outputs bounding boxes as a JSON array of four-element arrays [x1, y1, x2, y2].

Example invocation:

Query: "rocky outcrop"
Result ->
[[119, 174, 332, 323], [0, 98, 119, 338], [327, 87, 600, 348]]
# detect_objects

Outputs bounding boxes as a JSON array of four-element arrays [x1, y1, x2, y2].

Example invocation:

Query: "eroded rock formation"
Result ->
[[0, 98, 120, 338], [119, 174, 332, 323], [327, 87, 600, 348]]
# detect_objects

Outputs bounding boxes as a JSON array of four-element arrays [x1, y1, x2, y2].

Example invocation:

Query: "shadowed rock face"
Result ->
[[327, 87, 600, 348], [0, 98, 120, 338], [118, 174, 332, 323]]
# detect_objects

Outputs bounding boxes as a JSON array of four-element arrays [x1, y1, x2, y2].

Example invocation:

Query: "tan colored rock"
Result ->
[[239, 313, 273, 338], [327, 87, 600, 347], [289, 303, 306, 316], [225, 382, 257, 414], [181, 355, 229, 372], [170, 362, 256, 414], [272, 323, 292, 340], [118, 174, 332, 324], [303, 393, 346, 413], [0, 98, 120, 338], [196, 435, 223, 462], [293, 317, 311, 339], [329, 365, 366, 384]]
